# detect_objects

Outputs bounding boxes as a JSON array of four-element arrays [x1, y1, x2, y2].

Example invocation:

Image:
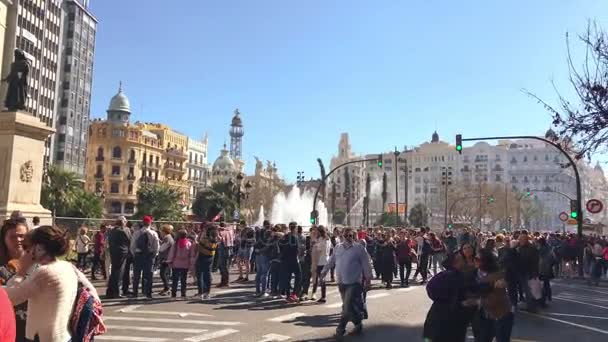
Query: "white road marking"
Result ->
[[553, 283, 608, 295], [325, 302, 343, 309], [548, 313, 608, 320], [267, 312, 306, 322], [105, 325, 208, 333], [366, 292, 390, 300], [554, 296, 608, 310], [117, 305, 142, 313], [396, 287, 415, 293], [184, 329, 240, 341], [97, 336, 169, 342], [104, 317, 242, 326], [560, 292, 608, 302], [215, 289, 245, 295], [521, 312, 608, 335], [258, 333, 291, 342]]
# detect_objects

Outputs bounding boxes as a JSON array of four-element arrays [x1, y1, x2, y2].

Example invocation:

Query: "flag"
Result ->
[[212, 209, 224, 222]]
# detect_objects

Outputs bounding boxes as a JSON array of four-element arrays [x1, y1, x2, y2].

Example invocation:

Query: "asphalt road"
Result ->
[[93, 273, 608, 342]]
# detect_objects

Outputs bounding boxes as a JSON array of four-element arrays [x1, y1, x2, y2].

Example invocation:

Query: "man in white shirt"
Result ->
[[130, 215, 160, 299]]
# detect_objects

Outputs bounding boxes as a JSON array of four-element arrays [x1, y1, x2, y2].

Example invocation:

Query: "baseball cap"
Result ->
[[143, 215, 153, 225]]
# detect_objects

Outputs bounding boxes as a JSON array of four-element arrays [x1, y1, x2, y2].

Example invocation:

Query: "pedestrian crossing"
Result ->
[[97, 306, 244, 342]]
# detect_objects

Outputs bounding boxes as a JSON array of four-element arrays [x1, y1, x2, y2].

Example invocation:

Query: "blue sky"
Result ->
[[88, 0, 607, 182]]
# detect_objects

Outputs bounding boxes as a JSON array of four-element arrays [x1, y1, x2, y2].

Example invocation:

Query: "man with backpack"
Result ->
[[130, 216, 160, 299]]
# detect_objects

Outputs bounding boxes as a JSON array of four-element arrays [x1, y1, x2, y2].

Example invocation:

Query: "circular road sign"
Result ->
[[559, 212, 569, 222], [586, 199, 604, 214]]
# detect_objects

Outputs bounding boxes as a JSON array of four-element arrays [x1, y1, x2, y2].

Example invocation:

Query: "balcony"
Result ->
[[166, 148, 187, 160], [167, 179, 188, 188], [128, 158, 136, 164], [94, 173, 103, 180], [165, 162, 185, 172], [142, 161, 160, 169], [127, 174, 136, 181], [95, 156, 104, 162]]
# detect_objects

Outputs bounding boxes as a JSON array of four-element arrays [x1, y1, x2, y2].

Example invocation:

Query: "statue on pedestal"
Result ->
[[2, 49, 30, 111]]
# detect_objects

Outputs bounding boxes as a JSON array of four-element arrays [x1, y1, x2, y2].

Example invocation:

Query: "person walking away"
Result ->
[[329, 229, 341, 282], [217, 223, 234, 288], [321, 228, 373, 341], [6, 225, 99, 342], [590, 240, 604, 286], [236, 225, 255, 282], [300, 231, 313, 301], [254, 227, 275, 297], [91, 225, 107, 281], [167, 229, 195, 298], [516, 232, 540, 312], [130, 216, 160, 299], [268, 226, 283, 297], [444, 231, 458, 254], [396, 230, 414, 287], [75, 226, 91, 271], [537, 237, 556, 307], [376, 233, 396, 289], [311, 226, 332, 302], [414, 233, 431, 284], [464, 250, 513, 342], [158, 225, 175, 296], [106, 219, 131, 299], [196, 225, 219, 300], [279, 222, 302, 303], [0, 218, 29, 340]]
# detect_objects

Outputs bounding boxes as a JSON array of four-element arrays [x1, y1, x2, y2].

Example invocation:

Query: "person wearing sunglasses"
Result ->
[[321, 228, 373, 341]]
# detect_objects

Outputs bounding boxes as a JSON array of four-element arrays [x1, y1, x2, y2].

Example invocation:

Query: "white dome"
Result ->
[[212, 147, 235, 172], [108, 85, 131, 113]]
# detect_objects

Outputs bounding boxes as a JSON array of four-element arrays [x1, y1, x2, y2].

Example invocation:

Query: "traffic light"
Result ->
[[377, 154, 383, 168], [310, 210, 318, 224], [525, 190, 531, 197], [570, 200, 578, 219], [447, 222, 453, 229], [487, 196, 495, 203], [455, 134, 463, 154]]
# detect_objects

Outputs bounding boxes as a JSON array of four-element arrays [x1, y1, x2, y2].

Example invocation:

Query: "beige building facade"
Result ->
[[85, 87, 189, 216]]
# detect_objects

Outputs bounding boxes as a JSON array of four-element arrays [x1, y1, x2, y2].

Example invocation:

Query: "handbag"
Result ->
[[528, 277, 542, 300]]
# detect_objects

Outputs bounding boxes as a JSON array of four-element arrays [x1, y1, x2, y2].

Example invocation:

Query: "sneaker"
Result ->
[[287, 295, 299, 303], [263, 293, 270, 298], [353, 323, 363, 335], [310, 294, 317, 301], [317, 298, 326, 304], [254, 292, 263, 298], [201, 293, 210, 301]]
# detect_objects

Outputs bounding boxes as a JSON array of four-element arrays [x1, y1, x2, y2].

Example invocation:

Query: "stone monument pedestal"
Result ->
[[0, 111, 55, 225]]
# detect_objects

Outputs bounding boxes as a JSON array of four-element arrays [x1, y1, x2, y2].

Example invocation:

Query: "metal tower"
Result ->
[[229, 108, 244, 160]]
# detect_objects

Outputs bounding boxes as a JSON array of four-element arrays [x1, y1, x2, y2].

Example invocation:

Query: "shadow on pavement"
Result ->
[[292, 323, 424, 341], [287, 313, 341, 328]]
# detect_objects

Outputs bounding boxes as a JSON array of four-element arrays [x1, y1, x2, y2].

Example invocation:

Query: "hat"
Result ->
[[143, 216, 153, 225]]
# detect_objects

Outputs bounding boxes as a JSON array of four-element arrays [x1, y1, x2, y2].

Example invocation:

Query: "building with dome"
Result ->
[[212, 143, 237, 184], [84, 85, 190, 216]]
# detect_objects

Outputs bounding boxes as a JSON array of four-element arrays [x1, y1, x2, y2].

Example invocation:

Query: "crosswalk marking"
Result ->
[[258, 333, 291, 341], [183, 329, 240, 341], [521, 312, 608, 335], [554, 296, 608, 310], [548, 313, 608, 320], [97, 336, 169, 342], [267, 312, 306, 322], [366, 292, 390, 300], [105, 325, 209, 334], [105, 316, 243, 326], [215, 289, 245, 295]]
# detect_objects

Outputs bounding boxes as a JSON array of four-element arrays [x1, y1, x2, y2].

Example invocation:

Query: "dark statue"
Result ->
[[2, 49, 30, 111]]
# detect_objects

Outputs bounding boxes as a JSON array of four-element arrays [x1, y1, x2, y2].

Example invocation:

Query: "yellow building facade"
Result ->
[[84, 87, 189, 216]]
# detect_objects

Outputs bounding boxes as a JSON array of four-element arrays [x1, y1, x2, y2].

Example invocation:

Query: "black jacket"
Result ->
[[109, 227, 131, 256]]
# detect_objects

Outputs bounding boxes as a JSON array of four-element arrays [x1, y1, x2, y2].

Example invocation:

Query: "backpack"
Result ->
[[397, 241, 412, 262], [136, 230, 153, 255], [421, 239, 432, 255], [69, 269, 106, 341]]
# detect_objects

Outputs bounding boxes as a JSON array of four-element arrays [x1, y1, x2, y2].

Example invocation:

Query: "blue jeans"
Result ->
[[280, 259, 301, 297], [479, 312, 514, 342], [133, 253, 154, 297], [255, 255, 270, 294], [196, 255, 213, 295], [337, 283, 364, 334]]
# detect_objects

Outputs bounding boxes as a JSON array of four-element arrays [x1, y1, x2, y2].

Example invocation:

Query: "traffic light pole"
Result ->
[[311, 157, 382, 224], [527, 189, 573, 201], [461, 135, 583, 238]]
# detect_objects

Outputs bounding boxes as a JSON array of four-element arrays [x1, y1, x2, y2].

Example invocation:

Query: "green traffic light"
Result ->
[[526, 192, 531, 197], [456, 145, 462, 151], [570, 211, 578, 219], [378, 161, 383, 167]]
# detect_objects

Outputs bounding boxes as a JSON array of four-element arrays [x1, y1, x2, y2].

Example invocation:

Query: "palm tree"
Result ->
[[136, 183, 184, 221], [41, 166, 82, 217], [192, 182, 237, 221]]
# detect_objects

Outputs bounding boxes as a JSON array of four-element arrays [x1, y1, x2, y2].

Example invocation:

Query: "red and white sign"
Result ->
[[586, 199, 604, 214], [558, 212, 569, 222]]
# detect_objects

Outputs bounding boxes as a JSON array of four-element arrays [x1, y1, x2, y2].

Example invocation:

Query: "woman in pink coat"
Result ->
[[167, 229, 197, 298]]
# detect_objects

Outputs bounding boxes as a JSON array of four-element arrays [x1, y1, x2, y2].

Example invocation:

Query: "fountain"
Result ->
[[253, 205, 265, 227], [270, 186, 328, 228]]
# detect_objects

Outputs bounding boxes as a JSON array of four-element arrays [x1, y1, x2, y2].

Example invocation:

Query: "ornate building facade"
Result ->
[[187, 134, 211, 200], [84, 86, 189, 216]]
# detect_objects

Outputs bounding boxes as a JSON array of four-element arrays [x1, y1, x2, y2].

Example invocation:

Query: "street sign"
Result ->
[[387, 203, 407, 214], [586, 199, 604, 214], [566, 218, 578, 225], [558, 212, 569, 222]]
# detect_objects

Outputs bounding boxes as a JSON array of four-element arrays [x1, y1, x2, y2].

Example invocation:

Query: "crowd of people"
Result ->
[[2, 208, 607, 342]]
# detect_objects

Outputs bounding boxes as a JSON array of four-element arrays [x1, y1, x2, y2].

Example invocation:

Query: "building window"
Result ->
[[112, 166, 120, 176], [97, 147, 103, 159], [110, 201, 121, 213], [127, 184, 133, 195], [523, 156, 528, 162], [96, 165, 102, 176], [112, 146, 121, 159], [125, 202, 135, 214], [110, 183, 119, 193], [129, 149, 135, 161]]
